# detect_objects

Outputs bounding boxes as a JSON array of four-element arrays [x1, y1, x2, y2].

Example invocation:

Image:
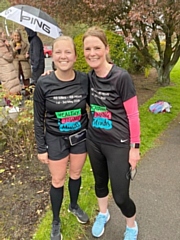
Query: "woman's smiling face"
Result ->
[[12, 32, 21, 43], [52, 39, 77, 72], [83, 36, 109, 70]]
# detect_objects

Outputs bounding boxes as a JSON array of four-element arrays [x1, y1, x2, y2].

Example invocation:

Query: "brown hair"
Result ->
[[52, 36, 77, 55], [83, 26, 112, 63]]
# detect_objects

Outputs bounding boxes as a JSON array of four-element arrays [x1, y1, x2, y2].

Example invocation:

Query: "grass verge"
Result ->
[[33, 59, 180, 240]]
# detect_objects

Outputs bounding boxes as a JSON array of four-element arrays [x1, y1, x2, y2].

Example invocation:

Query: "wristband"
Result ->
[[130, 143, 140, 149]]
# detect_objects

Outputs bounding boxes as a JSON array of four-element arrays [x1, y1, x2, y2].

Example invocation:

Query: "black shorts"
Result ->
[[45, 131, 87, 160]]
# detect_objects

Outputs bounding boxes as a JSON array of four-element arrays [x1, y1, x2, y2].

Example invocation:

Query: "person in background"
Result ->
[[24, 27, 45, 85], [83, 26, 140, 240], [33, 36, 89, 240], [0, 28, 22, 94], [10, 29, 31, 90]]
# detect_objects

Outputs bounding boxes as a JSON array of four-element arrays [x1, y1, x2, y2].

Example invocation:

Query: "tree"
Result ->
[[0, 0, 10, 30], [107, 0, 180, 86], [8, 0, 180, 85]]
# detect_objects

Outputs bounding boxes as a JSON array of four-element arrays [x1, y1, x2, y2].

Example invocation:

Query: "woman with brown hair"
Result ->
[[83, 26, 140, 240], [10, 29, 31, 89]]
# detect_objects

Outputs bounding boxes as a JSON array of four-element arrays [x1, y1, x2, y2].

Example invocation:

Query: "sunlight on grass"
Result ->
[[33, 59, 180, 240]]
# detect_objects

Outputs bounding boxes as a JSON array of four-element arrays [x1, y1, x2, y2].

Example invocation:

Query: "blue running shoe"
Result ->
[[92, 210, 110, 237], [124, 221, 138, 240]]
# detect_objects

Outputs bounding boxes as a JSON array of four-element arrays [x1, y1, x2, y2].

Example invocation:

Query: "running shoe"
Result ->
[[68, 204, 89, 224], [124, 221, 138, 240], [92, 210, 110, 237], [51, 220, 63, 240]]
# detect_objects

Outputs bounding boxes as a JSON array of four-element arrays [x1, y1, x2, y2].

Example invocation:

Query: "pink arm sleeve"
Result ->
[[123, 96, 140, 143]]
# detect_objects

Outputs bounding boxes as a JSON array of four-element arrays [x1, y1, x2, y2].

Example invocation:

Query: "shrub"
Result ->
[[106, 31, 130, 70], [0, 86, 35, 160], [127, 42, 157, 75], [74, 34, 90, 73], [127, 47, 146, 74]]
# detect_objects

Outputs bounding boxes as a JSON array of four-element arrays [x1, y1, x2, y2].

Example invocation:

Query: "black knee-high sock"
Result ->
[[68, 177, 81, 209], [50, 185, 64, 222]]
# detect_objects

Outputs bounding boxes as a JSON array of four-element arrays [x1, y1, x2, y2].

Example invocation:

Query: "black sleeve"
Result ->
[[117, 70, 136, 102], [33, 81, 47, 153], [87, 75, 90, 106], [80, 72, 90, 106], [32, 37, 43, 72]]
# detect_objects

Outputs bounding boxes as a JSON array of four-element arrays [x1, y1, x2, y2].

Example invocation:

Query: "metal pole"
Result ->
[[4, 19, 10, 36]]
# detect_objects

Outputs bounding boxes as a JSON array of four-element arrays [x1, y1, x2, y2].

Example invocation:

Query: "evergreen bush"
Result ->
[[128, 43, 156, 74]]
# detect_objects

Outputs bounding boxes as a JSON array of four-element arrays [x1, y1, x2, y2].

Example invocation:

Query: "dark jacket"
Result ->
[[25, 28, 45, 72]]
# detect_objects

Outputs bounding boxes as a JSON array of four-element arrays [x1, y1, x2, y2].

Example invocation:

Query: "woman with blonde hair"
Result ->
[[34, 35, 89, 240], [10, 29, 31, 89]]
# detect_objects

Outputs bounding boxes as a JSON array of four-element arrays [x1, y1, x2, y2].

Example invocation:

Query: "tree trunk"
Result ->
[[156, 65, 171, 86]]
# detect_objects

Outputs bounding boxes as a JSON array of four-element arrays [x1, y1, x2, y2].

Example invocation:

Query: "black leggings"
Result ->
[[86, 139, 136, 218]]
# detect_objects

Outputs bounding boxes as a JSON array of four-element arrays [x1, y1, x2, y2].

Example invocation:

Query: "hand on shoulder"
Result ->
[[42, 70, 53, 76]]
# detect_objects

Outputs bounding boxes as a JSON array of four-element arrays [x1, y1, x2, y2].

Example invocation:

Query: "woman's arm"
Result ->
[[123, 95, 140, 144], [33, 84, 47, 154], [123, 96, 141, 169]]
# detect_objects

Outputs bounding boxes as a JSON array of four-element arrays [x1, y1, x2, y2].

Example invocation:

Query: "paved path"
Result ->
[[83, 114, 180, 240]]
